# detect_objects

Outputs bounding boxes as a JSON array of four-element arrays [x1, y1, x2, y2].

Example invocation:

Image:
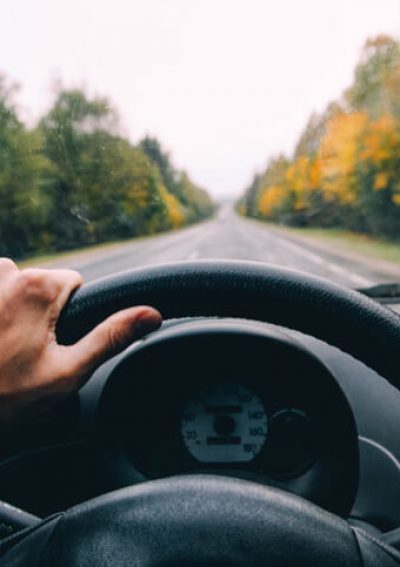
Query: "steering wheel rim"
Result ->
[[5, 260, 400, 565], [1, 475, 374, 566], [58, 260, 400, 389]]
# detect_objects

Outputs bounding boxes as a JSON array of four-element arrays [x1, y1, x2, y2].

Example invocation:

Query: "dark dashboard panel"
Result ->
[[1, 317, 400, 528], [97, 320, 359, 517]]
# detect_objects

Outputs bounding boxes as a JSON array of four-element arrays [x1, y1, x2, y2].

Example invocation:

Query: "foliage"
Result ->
[[239, 35, 400, 239], [0, 87, 214, 257], [0, 77, 51, 256], [139, 137, 214, 223]]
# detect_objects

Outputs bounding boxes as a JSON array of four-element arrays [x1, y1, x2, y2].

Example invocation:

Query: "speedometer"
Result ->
[[181, 383, 268, 463]]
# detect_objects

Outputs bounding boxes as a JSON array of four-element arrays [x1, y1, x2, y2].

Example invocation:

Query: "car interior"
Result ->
[[1, 261, 400, 564], [1, 0, 400, 564]]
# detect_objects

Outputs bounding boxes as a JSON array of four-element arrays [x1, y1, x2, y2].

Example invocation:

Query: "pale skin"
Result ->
[[0, 258, 162, 423]]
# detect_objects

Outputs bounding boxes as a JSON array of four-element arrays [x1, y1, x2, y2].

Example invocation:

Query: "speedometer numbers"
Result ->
[[180, 383, 267, 463]]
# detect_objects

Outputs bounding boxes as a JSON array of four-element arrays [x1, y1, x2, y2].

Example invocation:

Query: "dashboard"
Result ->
[[1, 315, 400, 535], [96, 319, 358, 517]]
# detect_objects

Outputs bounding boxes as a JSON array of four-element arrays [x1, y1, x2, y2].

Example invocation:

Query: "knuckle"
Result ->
[[0, 258, 18, 274], [49, 270, 83, 296], [19, 269, 46, 289], [15, 269, 83, 306], [69, 269, 83, 286], [53, 269, 83, 285], [18, 270, 60, 302], [106, 320, 128, 353]]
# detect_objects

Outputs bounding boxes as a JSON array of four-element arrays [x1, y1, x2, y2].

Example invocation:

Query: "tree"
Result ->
[[0, 82, 214, 258], [139, 136, 215, 225], [38, 90, 187, 249], [345, 35, 400, 119], [239, 34, 400, 238], [139, 137, 180, 198], [354, 114, 400, 236], [38, 89, 120, 248], [0, 77, 49, 256]]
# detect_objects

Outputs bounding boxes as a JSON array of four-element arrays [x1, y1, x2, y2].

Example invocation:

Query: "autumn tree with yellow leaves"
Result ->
[[240, 35, 400, 238]]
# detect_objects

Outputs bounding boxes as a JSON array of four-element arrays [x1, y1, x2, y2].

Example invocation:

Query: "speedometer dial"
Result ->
[[181, 383, 267, 463]]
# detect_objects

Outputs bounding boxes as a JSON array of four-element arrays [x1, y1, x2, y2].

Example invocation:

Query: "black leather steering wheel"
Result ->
[[3, 260, 400, 566]]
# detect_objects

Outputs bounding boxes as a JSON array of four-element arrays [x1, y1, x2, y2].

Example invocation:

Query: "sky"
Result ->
[[0, 0, 399, 197]]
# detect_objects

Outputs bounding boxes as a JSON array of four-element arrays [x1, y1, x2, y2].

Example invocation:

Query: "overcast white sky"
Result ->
[[0, 0, 399, 197]]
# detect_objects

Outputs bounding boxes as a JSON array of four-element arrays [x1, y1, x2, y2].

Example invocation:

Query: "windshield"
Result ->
[[1, 1, 399, 288]]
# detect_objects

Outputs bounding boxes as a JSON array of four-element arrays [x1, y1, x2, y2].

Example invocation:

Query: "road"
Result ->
[[36, 205, 400, 288]]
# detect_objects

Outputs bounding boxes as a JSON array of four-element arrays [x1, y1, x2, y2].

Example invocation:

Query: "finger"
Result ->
[[58, 306, 162, 383], [0, 258, 18, 277], [17, 268, 83, 315], [44, 269, 84, 313]]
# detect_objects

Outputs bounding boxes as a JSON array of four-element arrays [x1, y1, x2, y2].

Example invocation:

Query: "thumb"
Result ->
[[61, 306, 162, 383]]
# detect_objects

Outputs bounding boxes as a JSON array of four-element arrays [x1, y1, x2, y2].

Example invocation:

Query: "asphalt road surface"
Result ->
[[37, 205, 400, 288]]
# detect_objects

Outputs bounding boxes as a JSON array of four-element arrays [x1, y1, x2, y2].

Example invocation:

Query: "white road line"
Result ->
[[268, 233, 374, 287]]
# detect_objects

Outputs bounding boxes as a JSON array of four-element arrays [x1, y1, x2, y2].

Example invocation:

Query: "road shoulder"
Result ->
[[251, 221, 400, 281]]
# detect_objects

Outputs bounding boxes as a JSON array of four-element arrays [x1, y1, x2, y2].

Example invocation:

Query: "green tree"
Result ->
[[0, 78, 50, 256], [345, 35, 400, 119], [140, 136, 214, 224], [0, 83, 214, 258], [38, 89, 119, 248], [139, 137, 179, 196]]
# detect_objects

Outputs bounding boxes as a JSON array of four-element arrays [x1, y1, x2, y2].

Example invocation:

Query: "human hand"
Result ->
[[0, 259, 162, 422]]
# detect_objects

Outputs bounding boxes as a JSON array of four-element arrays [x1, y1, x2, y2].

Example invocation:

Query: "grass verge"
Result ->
[[274, 225, 400, 264], [15, 216, 216, 268], [16, 238, 140, 268]]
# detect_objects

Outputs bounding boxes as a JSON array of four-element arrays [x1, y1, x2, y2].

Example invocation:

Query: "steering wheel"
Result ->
[[3, 260, 400, 566]]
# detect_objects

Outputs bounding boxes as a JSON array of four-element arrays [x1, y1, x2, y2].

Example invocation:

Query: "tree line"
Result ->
[[0, 82, 214, 258], [238, 35, 400, 239]]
